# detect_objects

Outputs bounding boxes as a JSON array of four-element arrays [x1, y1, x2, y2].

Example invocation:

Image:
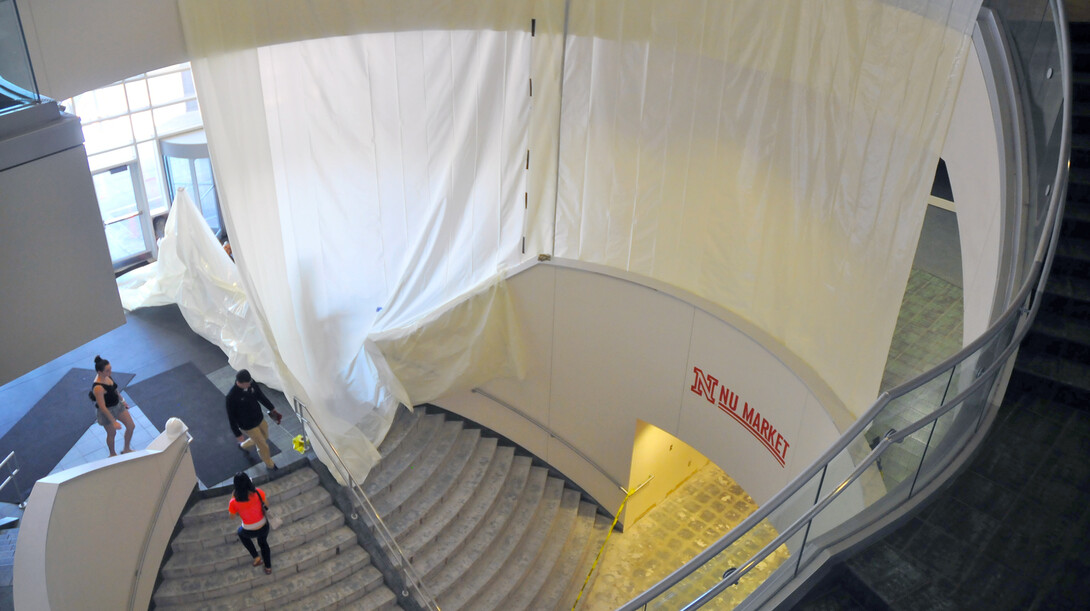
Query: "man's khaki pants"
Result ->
[[241, 419, 275, 468]]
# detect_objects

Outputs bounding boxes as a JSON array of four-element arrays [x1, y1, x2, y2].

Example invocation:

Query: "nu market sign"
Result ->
[[689, 366, 790, 467]]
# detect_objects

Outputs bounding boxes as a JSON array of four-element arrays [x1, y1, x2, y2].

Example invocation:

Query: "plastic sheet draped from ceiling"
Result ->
[[555, 0, 981, 412], [178, 0, 540, 479], [175, 0, 980, 480], [116, 188, 282, 386]]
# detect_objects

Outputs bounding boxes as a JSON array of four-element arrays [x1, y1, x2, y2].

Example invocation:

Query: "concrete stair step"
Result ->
[[1044, 269, 1090, 303], [340, 583, 402, 610], [413, 454, 532, 578], [364, 414, 444, 496], [291, 564, 387, 611], [372, 419, 463, 516], [183, 469, 320, 526], [461, 476, 567, 611], [163, 504, 347, 578], [399, 441, 510, 559], [560, 512, 613, 606], [155, 546, 374, 611], [433, 466, 551, 608], [172, 486, 333, 552], [1016, 349, 1090, 393], [154, 526, 360, 606], [533, 503, 608, 609], [1031, 309, 1090, 347], [377, 405, 424, 457], [499, 488, 582, 609], [382, 427, 481, 537]]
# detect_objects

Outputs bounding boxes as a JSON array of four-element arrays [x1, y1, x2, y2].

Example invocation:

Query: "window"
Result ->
[[62, 63, 210, 269]]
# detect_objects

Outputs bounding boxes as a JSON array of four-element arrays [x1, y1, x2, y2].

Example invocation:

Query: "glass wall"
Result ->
[[0, 0, 39, 111], [60, 64, 208, 268]]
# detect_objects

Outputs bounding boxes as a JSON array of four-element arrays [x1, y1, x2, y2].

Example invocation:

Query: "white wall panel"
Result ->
[[548, 268, 695, 485], [677, 310, 809, 503], [945, 42, 1002, 340], [433, 391, 552, 461], [478, 265, 557, 417], [436, 262, 849, 525]]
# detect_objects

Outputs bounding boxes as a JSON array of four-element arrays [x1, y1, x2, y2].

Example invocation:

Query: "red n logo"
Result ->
[[690, 367, 719, 403]]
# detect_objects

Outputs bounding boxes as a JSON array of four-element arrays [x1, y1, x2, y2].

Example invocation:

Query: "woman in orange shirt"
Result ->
[[228, 472, 274, 574]]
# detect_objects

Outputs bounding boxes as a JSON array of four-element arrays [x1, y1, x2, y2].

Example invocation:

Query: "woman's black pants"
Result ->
[[237, 522, 272, 568]]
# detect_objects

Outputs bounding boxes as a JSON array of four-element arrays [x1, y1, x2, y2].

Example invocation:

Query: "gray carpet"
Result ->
[[0, 368, 134, 504], [125, 362, 280, 486]]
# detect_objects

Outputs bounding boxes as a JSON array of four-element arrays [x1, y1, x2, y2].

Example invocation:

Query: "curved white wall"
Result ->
[[945, 36, 1004, 341], [434, 260, 855, 525], [14, 423, 196, 611]]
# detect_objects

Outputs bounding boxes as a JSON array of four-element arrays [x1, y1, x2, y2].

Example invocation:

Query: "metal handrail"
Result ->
[[683, 270, 1053, 610], [293, 400, 440, 611], [620, 1, 1072, 607], [0, 450, 22, 505], [471, 387, 628, 492]]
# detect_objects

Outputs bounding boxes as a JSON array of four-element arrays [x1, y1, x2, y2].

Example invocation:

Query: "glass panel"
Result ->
[[103, 217, 148, 262], [0, 0, 38, 104], [70, 90, 98, 120], [74, 84, 127, 123], [946, 312, 1019, 402], [95, 84, 129, 118], [147, 71, 196, 106], [93, 166, 139, 222], [911, 379, 993, 496], [195, 157, 220, 233], [863, 371, 953, 472], [131, 110, 155, 141], [84, 116, 134, 155], [153, 102, 202, 134], [125, 80, 150, 111], [88, 147, 136, 174], [93, 164, 150, 263], [138, 141, 167, 213], [167, 156, 193, 203]]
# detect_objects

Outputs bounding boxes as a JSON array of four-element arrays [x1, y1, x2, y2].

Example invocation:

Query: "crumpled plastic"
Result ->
[[116, 188, 283, 388]]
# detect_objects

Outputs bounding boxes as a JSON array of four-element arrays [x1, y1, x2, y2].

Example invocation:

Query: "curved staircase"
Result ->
[[361, 405, 612, 611], [152, 406, 612, 610], [153, 465, 398, 610]]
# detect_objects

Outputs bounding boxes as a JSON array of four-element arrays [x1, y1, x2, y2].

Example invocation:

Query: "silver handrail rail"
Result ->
[[0, 451, 22, 503], [620, 0, 1072, 607], [683, 264, 1056, 609], [471, 387, 628, 492], [293, 400, 441, 611]]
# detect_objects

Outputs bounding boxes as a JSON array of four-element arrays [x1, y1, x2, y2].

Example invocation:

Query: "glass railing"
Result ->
[[621, 0, 1071, 608], [0, 0, 40, 112]]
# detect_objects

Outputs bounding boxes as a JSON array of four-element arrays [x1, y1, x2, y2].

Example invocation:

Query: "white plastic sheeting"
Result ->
[[116, 188, 281, 386], [177, 1, 542, 479], [556, 0, 981, 413], [165, 0, 981, 481]]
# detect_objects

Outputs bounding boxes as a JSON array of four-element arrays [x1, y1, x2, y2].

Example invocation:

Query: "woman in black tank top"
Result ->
[[91, 355, 136, 456]]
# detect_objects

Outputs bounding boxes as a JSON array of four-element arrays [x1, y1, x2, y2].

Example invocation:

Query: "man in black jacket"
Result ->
[[226, 369, 283, 470]]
